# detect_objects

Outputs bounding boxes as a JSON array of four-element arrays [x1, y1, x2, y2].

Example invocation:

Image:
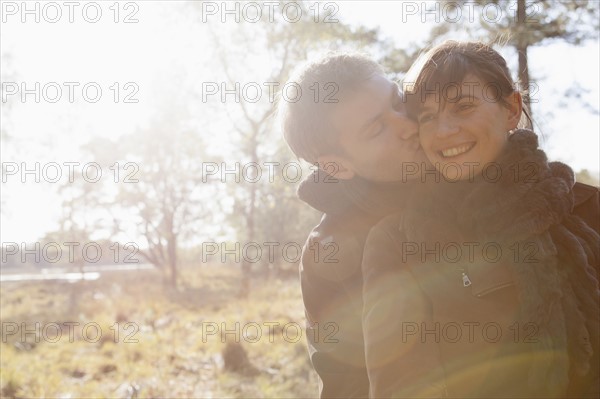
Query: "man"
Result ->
[[279, 52, 427, 398]]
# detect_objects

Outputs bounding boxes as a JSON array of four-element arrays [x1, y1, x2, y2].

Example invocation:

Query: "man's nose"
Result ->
[[391, 113, 418, 140]]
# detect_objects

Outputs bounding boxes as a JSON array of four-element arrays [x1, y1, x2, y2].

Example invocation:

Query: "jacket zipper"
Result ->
[[459, 267, 472, 287]]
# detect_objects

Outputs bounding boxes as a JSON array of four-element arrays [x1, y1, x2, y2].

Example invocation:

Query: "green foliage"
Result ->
[[440, 0, 599, 46]]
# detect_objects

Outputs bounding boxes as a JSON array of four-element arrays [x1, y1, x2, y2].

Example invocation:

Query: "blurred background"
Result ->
[[1, 1, 598, 397]]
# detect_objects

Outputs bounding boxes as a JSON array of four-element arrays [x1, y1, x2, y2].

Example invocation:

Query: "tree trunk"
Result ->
[[168, 235, 178, 289], [240, 183, 256, 298], [516, 0, 532, 126], [239, 138, 258, 298]]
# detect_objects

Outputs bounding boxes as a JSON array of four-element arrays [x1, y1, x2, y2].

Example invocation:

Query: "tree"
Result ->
[[195, 0, 388, 296], [1, 52, 17, 215], [427, 0, 600, 120], [0, 52, 15, 142], [57, 105, 218, 289], [105, 125, 215, 288]]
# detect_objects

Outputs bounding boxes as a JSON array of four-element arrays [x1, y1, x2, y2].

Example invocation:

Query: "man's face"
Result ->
[[324, 75, 427, 182]]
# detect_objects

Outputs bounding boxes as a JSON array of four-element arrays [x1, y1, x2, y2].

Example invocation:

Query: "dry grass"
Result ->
[[0, 265, 319, 398]]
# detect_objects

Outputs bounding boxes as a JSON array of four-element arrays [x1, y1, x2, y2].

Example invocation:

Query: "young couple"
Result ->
[[280, 41, 599, 398]]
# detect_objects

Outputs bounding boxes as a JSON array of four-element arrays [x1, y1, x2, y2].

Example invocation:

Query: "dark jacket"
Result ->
[[298, 170, 413, 398], [362, 132, 600, 398]]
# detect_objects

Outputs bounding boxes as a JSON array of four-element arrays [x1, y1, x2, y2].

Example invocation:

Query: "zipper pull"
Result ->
[[462, 272, 472, 287]]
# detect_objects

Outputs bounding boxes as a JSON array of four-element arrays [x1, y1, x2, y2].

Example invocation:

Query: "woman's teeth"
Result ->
[[440, 143, 474, 158]]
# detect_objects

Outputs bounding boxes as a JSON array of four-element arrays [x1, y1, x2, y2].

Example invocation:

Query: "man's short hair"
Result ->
[[279, 52, 385, 164]]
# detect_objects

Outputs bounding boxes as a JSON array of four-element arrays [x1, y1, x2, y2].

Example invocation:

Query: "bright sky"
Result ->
[[1, 1, 599, 244]]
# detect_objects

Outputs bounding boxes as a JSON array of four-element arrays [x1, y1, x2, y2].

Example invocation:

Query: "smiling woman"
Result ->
[[416, 73, 522, 180], [404, 40, 529, 181], [362, 40, 600, 398]]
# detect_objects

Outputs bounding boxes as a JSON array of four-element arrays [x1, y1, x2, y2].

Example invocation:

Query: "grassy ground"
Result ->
[[0, 265, 319, 398]]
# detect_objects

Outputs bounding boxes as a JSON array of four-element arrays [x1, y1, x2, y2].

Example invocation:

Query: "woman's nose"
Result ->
[[436, 114, 460, 137]]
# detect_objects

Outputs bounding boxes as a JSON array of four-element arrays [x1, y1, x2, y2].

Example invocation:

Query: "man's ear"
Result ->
[[316, 154, 356, 180], [506, 91, 523, 130]]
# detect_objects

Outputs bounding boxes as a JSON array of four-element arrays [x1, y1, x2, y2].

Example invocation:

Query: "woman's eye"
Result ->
[[457, 102, 475, 111]]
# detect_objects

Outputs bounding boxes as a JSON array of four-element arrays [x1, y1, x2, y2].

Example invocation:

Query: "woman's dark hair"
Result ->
[[403, 40, 532, 129]]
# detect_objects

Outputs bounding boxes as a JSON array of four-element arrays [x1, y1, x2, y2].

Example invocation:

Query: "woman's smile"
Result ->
[[438, 142, 476, 158]]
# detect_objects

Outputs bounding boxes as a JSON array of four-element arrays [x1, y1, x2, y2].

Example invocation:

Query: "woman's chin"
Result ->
[[436, 161, 482, 181]]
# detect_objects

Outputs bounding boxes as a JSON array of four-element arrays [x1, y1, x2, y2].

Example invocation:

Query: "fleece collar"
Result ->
[[297, 170, 413, 218]]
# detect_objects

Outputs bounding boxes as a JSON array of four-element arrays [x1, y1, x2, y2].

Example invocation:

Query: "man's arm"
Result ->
[[300, 226, 370, 398]]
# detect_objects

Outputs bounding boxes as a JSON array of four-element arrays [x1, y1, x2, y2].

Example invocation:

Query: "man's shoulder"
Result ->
[[366, 212, 404, 243], [572, 181, 599, 234], [361, 212, 406, 267], [300, 211, 383, 282], [573, 181, 599, 205]]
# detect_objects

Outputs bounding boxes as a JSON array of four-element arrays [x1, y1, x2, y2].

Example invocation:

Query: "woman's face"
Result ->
[[417, 74, 520, 180]]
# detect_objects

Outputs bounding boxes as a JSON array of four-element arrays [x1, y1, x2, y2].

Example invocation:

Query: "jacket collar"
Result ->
[[297, 169, 412, 218]]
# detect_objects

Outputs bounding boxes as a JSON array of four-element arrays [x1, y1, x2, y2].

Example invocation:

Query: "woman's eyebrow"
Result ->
[[453, 92, 480, 102]]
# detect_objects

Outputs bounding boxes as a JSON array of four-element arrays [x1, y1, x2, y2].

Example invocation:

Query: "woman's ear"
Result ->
[[506, 91, 523, 130], [316, 154, 356, 180]]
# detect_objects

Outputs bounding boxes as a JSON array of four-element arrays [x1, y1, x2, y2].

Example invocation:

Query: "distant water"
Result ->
[[0, 263, 155, 282]]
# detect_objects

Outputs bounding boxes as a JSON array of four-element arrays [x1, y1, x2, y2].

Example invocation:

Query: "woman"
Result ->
[[362, 41, 599, 398]]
